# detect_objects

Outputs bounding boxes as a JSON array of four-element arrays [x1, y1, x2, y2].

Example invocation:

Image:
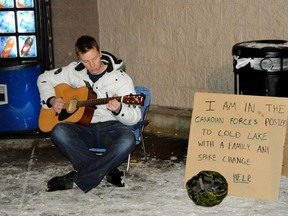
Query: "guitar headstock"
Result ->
[[122, 94, 146, 106]]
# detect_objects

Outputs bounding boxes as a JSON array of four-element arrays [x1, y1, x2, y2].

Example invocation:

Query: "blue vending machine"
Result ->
[[0, 0, 54, 134], [0, 64, 40, 132]]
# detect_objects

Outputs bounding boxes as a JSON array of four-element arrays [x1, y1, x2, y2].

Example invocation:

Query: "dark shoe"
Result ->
[[106, 168, 125, 187], [47, 171, 76, 192]]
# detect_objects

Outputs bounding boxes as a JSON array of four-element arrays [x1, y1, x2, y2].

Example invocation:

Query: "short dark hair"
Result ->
[[75, 35, 100, 56]]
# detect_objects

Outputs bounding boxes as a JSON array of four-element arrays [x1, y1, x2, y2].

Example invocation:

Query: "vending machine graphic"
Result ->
[[0, 0, 54, 134]]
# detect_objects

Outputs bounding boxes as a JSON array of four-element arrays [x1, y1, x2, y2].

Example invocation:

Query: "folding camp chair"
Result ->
[[126, 86, 151, 171], [89, 86, 151, 172]]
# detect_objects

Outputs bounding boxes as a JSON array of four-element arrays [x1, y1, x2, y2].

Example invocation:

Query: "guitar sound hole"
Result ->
[[58, 109, 78, 121]]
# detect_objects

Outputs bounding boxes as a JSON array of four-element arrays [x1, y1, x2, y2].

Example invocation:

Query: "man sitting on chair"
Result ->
[[37, 35, 141, 193]]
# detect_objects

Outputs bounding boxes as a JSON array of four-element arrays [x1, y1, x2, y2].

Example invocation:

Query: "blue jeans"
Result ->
[[50, 121, 135, 193]]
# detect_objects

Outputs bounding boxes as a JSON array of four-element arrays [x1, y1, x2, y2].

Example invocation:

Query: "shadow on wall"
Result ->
[[206, 65, 234, 95]]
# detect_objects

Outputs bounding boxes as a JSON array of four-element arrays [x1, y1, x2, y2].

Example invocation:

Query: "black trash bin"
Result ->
[[232, 40, 288, 97]]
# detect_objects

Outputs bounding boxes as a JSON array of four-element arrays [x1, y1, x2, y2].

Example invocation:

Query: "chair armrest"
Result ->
[[128, 120, 149, 131]]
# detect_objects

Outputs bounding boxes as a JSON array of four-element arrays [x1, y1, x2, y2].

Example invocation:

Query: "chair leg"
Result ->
[[125, 128, 147, 176], [140, 130, 147, 161], [126, 153, 131, 173]]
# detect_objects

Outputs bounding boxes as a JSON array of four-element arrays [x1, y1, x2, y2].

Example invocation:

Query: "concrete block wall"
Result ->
[[98, 0, 288, 109], [51, 0, 99, 67], [49, 0, 288, 138]]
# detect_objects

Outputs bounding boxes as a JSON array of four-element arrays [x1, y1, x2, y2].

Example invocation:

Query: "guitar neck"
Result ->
[[77, 96, 122, 108]]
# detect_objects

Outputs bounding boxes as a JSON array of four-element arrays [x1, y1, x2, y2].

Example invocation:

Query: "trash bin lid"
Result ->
[[232, 40, 288, 58]]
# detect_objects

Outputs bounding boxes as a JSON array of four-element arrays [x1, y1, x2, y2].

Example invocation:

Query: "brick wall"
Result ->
[[98, 0, 288, 109]]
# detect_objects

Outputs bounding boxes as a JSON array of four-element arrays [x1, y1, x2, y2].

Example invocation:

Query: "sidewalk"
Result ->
[[0, 134, 288, 216]]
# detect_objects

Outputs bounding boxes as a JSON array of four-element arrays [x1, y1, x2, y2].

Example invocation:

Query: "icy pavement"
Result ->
[[0, 134, 288, 216]]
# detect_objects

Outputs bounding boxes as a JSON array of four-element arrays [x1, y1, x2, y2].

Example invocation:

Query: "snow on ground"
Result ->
[[0, 151, 288, 216]]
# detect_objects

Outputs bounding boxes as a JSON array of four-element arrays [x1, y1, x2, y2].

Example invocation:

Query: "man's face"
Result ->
[[78, 47, 102, 75]]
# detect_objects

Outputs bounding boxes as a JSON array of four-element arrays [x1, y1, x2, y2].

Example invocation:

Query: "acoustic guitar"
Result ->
[[38, 83, 145, 132]]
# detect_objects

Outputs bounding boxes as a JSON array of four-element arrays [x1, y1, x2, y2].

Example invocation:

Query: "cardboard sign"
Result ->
[[184, 92, 288, 201]]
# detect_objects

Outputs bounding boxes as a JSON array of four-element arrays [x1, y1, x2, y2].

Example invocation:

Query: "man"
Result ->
[[37, 35, 141, 193]]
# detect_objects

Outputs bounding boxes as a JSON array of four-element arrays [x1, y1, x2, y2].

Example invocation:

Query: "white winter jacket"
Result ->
[[37, 51, 141, 126]]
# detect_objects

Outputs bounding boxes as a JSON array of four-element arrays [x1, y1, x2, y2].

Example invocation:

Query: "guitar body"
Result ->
[[38, 83, 94, 132]]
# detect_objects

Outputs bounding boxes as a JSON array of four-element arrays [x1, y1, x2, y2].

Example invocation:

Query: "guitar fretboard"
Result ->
[[77, 96, 122, 108]]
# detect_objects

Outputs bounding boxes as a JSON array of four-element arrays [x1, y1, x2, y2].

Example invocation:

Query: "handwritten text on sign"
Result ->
[[184, 93, 288, 201]]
